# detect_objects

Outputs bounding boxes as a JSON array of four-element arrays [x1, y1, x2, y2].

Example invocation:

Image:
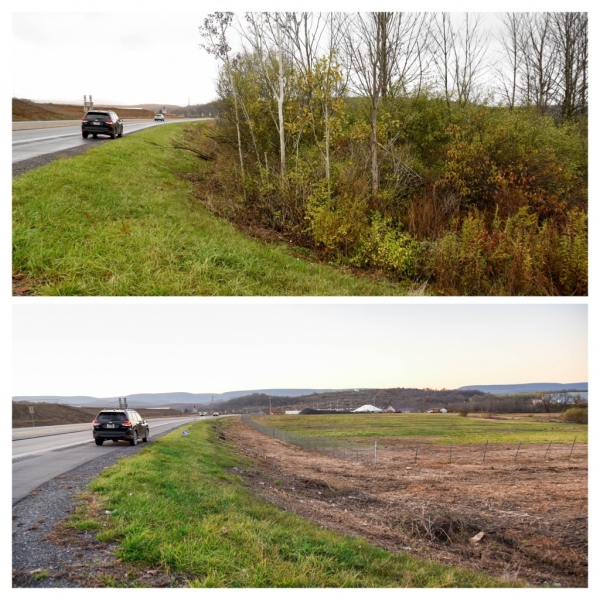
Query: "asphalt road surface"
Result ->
[[12, 119, 160, 163], [12, 416, 201, 505], [12, 118, 209, 163]]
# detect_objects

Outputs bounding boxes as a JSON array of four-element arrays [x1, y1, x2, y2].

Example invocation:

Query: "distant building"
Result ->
[[352, 404, 382, 413]]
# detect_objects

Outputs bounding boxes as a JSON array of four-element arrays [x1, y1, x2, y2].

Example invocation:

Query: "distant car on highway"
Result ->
[[212, 412, 220, 417], [154, 114, 165, 122], [82, 110, 124, 139], [92, 409, 149, 446]]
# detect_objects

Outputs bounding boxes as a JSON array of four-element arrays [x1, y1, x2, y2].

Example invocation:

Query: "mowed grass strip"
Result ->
[[255, 413, 588, 445], [13, 123, 405, 296], [71, 420, 510, 587]]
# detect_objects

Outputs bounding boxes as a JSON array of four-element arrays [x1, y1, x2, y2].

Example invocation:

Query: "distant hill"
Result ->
[[12, 402, 182, 428], [12, 389, 338, 409], [17, 383, 585, 414], [12, 98, 154, 121], [458, 383, 588, 395]]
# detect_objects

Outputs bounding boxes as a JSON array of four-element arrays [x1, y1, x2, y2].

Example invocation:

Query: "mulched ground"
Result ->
[[223, 420, 588, 588]]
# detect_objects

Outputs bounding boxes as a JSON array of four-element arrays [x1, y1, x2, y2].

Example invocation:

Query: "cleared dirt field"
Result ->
[[224, 419, 588, 588]]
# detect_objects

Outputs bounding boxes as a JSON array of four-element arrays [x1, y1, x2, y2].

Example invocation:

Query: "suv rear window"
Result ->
[[97, 412, 126, 422], [86, 112, 109, 118]]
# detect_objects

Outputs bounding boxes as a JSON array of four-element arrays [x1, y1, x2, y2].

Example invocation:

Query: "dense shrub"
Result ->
[[188, 73, 587, 295], [435, 107, 587, 220], [419, 207, 587, 295], [561, 408, 588, 424]]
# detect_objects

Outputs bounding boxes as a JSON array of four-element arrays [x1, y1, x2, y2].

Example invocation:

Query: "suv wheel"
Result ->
[[142, 428, 149, 443], [95, 438, 104, 446], [82, 132, 89, 139], [129, 430, 138, 446]]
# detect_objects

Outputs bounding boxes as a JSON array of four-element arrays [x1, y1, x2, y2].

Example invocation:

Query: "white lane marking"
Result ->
[[12, 132, 81, 146], [13, 440, 93, 459], [12, 123, 154, 146], [12, 420, 186, 459]]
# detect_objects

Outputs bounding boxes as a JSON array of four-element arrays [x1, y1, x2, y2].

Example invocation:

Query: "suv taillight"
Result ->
[[82, 118, 87, 123], [106, 119, 113, 125], [122, 420, 132, 427], [92, 419, 99, 425]]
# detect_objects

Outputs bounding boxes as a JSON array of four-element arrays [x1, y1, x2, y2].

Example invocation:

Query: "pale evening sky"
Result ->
[[12, 302, 587, 398]]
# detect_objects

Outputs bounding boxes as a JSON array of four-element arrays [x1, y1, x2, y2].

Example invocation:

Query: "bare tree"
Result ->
[[430, 13, 456, 107], [496, 13, 526, 109], [430, 13, 489, 107], [199, 13, 245, 180], [551, 12, 588, 119], [452, 14, 490, 106], [520, 13, 558, 113], [343, 12, 427, 198], [243, 12, 291, 178], [289, 13, 347, 198]]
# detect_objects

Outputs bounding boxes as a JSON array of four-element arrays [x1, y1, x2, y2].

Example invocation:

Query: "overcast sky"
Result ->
[[11, 1, 585, 108], [12, 9, 220, 107], [12, 302, 587, 398]]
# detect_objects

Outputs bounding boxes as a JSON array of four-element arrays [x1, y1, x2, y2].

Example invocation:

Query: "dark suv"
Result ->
[[82, 110, 124, 139], [92, 409, 149, 446]]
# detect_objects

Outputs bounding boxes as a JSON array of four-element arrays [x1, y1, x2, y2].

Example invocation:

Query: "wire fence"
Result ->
[[241, 415, 586, 467]]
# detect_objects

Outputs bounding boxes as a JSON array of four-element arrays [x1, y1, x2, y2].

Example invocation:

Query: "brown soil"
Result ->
[[13, 98, 155, 121], [223, 419, 588, 588], [12, 402, 184, 428]]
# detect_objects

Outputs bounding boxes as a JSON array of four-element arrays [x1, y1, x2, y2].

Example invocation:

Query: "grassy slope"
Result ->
[[11, 403, 182, 428], [69, 420, 511, 587], [12, 98, 154, 120], [13, 123, 406, 295], [255, 413, 588, 444]]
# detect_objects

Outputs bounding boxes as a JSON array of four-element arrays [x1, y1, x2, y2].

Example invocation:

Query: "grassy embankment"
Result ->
[[13, 122, 407, 295], [254, 413, 588, 445], [12, 98, 154, 121], [68, 420, 511, 587], [11, 402, 182, 428]]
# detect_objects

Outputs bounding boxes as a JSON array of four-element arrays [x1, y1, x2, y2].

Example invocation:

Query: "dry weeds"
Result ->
[[224, 419, 588, 588]]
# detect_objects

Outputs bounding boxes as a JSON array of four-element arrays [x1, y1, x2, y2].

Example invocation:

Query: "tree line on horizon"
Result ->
[[191, 12, 587, 295], [210, 387, 588, 415]]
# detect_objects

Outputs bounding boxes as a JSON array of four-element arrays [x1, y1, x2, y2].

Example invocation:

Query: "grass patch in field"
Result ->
[[77, 420, 511, 587], [255, 413, 588, 445], [13, 123, 406, 296]]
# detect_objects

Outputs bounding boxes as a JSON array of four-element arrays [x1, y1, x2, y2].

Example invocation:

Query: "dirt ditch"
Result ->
[[224, 419, 588, 588]]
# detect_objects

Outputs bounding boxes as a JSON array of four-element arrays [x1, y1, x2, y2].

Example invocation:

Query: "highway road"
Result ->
[[12, 118, 209, 164], [12, 416, 202, 505]]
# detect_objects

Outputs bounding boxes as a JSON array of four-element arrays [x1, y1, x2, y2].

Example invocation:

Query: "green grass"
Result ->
[[13, 123, 406, 296], [70, 420, 512, 587], [254, 413, 588, 445]]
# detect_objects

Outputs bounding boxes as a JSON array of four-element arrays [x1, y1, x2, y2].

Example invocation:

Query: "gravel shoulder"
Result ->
[[12, 141, 111, 178], [12, 431, 179, 588]]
